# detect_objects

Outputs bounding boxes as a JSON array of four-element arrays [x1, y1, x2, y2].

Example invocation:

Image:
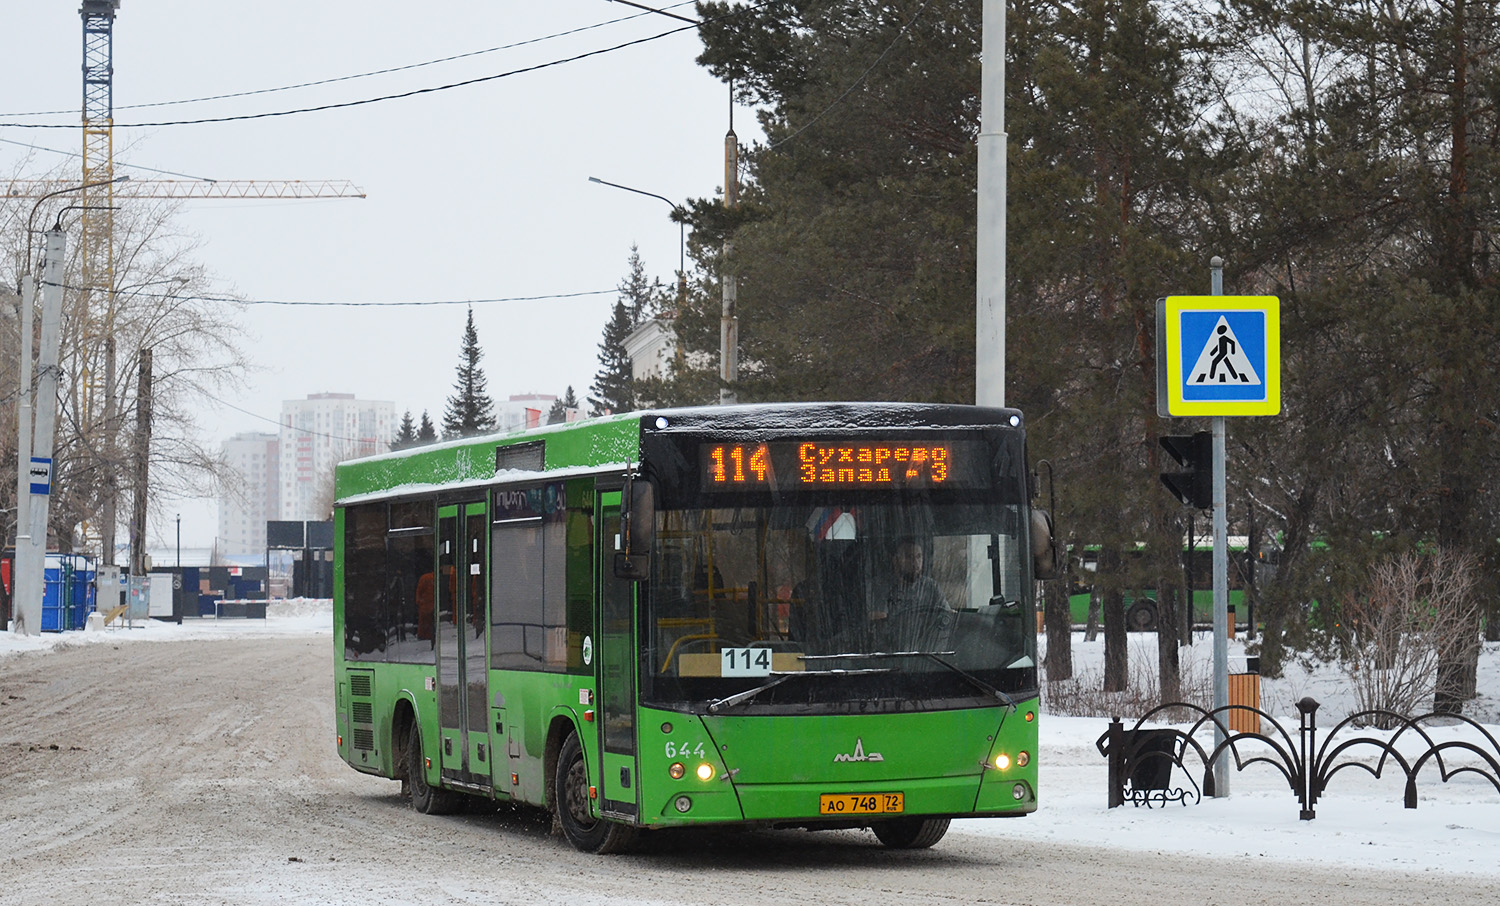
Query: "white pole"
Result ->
[[14, 274, 36, 560], [12, 230, 67, 635], [976, 0, 1007, 408]]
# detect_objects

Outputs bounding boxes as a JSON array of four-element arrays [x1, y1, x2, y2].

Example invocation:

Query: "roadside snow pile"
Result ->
[[0, 598, 333, 659], [265, 597, 334, 622]]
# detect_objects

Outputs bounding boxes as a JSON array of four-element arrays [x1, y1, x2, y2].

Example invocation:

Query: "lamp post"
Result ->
[[587, 176, 686, 310], [10, 175, 128, 635]]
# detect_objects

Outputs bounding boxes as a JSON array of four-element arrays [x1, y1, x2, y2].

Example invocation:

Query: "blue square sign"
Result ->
[[29, 457, 52, 496], [1158, 296, 1280, 417]]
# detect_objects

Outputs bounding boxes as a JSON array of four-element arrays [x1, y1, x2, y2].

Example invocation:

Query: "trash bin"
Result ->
[[1127, 729, 1181, 792], [1228, 656, 1261, 735]]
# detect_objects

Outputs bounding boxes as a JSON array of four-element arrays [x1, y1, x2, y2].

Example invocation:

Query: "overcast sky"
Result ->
[[2, 1, 755, 551]]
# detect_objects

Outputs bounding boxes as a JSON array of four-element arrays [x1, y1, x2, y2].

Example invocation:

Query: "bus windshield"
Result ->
[[642, 497, 1037, 714]]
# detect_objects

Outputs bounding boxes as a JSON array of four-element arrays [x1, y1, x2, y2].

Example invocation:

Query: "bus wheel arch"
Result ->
[[543, 716, 578, 815], [391, 698, 416, 786], [407, 719, 463, 815], [553, 728, 638, 854]]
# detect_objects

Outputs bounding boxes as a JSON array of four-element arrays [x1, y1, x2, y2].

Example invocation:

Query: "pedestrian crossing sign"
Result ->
[[1157, 295, 1280, 417]]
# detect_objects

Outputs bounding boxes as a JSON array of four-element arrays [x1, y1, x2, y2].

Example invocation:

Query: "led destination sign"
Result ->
[[702, 440, 985, 491]]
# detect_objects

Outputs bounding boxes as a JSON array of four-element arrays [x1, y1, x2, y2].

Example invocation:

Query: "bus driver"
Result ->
[[870, 537, 953, 650]]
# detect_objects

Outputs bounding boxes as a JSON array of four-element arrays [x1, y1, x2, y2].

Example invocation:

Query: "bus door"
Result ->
[[596, 489, 639, 821], [436, 501, 492, 792]]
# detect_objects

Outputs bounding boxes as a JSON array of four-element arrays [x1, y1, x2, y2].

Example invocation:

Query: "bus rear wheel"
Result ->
[[554, 731, 637, 854], [407, 724, 462, 815], [872, 817, 950, 849], [1126, 599, 1158, 632]]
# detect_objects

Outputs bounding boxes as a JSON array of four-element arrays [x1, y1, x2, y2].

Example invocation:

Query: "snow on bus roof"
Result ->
[[334, 461, 632, 507], [340, 412, 639, 469]]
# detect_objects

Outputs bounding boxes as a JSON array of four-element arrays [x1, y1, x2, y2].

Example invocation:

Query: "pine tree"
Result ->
[[417, 410, 437, 444], [588, 300, 636, 417], [547, 385, 580, 424], [588, 247, 662, 416], [392, 410, 416, 450], [442, 308, 497, 438]]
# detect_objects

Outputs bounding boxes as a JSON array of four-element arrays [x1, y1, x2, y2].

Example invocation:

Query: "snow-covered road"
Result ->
[[0, 610, 1496, 904]]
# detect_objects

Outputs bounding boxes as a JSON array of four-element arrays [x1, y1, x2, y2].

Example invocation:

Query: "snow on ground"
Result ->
[[0, 598, 333, 658], [3, 611, 1497, 877]]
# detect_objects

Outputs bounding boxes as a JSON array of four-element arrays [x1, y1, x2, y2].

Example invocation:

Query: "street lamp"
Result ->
[[10, 175, 128, 635], [587, 176, 686, 309]]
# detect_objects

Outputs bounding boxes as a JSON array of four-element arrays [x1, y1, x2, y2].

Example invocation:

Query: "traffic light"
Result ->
[[1159, 432, 1212, 508]]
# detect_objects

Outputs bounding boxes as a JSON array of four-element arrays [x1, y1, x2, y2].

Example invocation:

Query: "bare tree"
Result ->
[[2, 170, 250, 559], [1336, 549, 1482, 728]]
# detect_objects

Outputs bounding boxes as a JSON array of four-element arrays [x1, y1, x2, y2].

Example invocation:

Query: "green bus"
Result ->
[[333, 402, 1052, 853]]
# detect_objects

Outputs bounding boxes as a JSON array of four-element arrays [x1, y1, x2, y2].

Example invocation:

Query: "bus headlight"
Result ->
[[994, 752, 1011, 771], [1017, 750, 1030, 768], [696, 763, 715, 781], [669, 762, 686, 780]]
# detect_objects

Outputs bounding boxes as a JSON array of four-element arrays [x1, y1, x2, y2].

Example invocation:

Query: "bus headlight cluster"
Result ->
[[992, 750, 1031, 771], [669, 762, 717, 781]]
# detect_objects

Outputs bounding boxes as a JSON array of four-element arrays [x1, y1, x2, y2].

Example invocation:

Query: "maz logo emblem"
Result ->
[[833, 738, 884, 763]]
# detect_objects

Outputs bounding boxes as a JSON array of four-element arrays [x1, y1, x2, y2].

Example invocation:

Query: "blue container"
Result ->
[[41, 554, 97, 632]]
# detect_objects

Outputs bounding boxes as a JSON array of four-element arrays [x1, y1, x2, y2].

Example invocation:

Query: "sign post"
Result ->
[[1156, 262, 1280, 797]]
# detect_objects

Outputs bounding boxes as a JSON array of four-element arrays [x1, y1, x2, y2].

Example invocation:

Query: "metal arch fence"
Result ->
[[1096, 698, 1500, 819]]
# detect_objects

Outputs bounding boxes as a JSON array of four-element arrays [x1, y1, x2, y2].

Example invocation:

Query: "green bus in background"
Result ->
[[333, 403, 1055, 853]]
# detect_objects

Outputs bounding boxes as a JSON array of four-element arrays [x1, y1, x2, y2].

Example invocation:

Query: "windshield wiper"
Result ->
[[923, 653, 1016, 710], [705, 667, 891, 713], [801, 650, 957, 661], [802, 652, 1016, 710]]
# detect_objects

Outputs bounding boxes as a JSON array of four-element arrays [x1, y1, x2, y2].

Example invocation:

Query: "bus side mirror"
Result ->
[[1031, 508, 1060, 581], [614, 477, 655, 581]]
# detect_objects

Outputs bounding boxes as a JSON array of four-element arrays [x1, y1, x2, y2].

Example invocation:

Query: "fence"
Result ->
[[1097, 698, 1500, 819]]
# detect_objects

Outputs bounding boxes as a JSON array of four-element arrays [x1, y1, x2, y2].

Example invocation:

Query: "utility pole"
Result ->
[[719, 93, 739, 406], [11, 230, 68, 635], [976, 0, 1006, 408], [129, 348, 152, 578]]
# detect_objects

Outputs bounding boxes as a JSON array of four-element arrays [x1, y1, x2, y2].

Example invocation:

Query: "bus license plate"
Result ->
[[819, 792, 904, 815]]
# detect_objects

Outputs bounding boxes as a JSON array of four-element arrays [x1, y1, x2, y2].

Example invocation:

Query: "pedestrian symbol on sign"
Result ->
[[1187, 317, 1260, 386], [1158, 295, 1279, 417]]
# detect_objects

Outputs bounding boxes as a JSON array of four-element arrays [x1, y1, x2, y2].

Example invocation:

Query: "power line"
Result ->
[[0, 3, 702, 119], [0, 2, 771, 131], [768, 0, 932, 151], [201, 391, 379, 445], [0, 136, 218, 181], [59, 285, 618, 307], [0, 25, 695, 130]]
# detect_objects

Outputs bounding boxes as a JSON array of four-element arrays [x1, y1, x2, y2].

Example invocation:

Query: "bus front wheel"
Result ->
[[872, 817, 950, 849], [554, 731, 637, 854], [407, 724, 463, 815]]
